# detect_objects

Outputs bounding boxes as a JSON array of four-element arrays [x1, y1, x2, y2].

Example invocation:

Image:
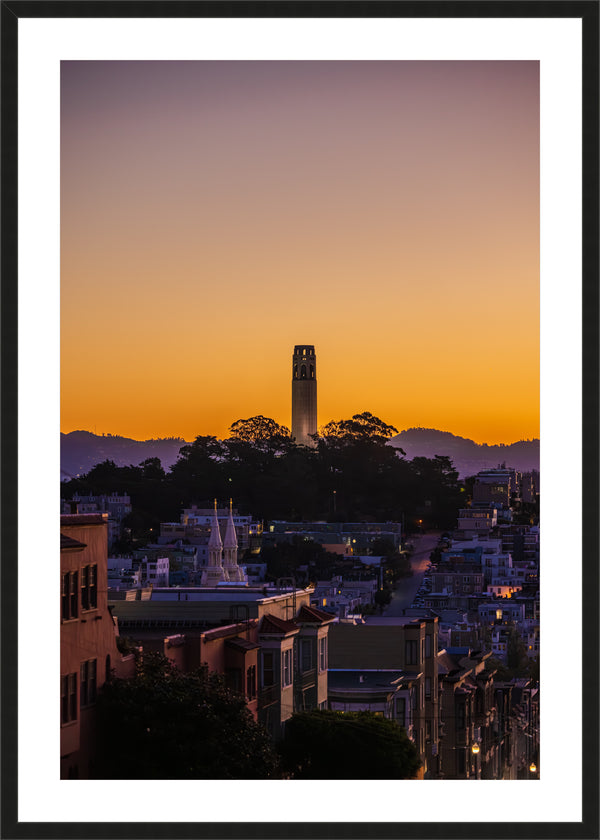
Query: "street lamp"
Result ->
[[471, 742, 481, 779]]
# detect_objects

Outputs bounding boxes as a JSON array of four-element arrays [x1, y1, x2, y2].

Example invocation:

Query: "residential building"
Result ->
[[62, 493, 132, 548], [123, 599, 334, 741], [264, 520, 402, 555], [311, 576, 378, 617], [437, 647, 499, 779], [456, 508, 497, 536], [328, 616, 439, 775], [471, 467, 519, 509], [60, 513, 136, 779]]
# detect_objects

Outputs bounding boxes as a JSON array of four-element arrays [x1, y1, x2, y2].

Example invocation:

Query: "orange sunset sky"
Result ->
[[61, 60, 539, 445]]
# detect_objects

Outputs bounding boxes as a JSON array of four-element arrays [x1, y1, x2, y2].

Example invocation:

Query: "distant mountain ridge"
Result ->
[[61, 427, 540, 481], [61, 431, 188, 479], [387, 427, 539, 477]]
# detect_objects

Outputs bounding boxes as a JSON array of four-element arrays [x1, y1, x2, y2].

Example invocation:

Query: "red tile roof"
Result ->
[[296, 604, 336, 624], [258, 614, 299, 635]]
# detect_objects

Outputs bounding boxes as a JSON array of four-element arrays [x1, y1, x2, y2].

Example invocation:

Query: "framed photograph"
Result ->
[[2, 2, 598, 838]]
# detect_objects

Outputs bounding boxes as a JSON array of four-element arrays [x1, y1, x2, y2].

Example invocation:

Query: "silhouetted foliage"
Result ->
[[63, 413, 466, 533], [228, 415, 291, 445], [95, 652, 281, 779], [320, 411, 400, 444], [280, 710, 421, 779]]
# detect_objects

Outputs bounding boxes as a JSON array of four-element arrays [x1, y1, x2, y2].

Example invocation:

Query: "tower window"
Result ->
[[301, 365, 306, 379], [310, 365, 314, 378], [293, 364, 298, 378]]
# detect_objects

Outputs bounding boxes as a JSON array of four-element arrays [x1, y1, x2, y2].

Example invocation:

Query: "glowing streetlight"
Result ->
[[471, 742, 481, 780]]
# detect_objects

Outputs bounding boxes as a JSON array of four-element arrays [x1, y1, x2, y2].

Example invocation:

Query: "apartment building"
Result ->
[[60, 513, 136, 779], [437, 647, 499, 779], [328, 616, 439, 775], [146, 602, 334, 740]]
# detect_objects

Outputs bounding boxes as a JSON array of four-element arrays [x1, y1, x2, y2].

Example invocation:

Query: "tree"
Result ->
[[228, 416, 291, 445], [95, 652, 281, 779], [320, 411, 399, 444], [374, 586, 393, 608], [506, 624, 529, 674], [280, 710, 421, 779]]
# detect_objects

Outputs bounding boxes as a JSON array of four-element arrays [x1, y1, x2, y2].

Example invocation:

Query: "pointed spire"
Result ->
[[224, 498, 238, 550], [208, 498, 223, 550], [202, 497, 226, 584]]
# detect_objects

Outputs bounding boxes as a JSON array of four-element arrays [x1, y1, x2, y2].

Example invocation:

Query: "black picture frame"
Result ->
[[1, 2, 598, 839]]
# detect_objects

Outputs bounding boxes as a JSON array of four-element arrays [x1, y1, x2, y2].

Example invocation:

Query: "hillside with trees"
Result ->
[[61, 413, 466, 543], [387, 427, 539, 477], [61, 425, 540, 480], [61, 431, 186, 479]]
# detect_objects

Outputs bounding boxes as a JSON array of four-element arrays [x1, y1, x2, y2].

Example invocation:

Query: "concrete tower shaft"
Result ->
[[292, 345, 317, 447]]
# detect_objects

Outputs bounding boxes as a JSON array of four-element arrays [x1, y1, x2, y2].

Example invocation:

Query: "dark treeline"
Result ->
[[62, 413, 465, 541]]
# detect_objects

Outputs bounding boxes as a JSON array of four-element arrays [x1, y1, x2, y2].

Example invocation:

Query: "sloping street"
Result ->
[[384, 532, 440, 615]]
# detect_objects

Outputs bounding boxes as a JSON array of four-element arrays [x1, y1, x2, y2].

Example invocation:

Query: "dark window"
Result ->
[[457, 749, 466, 775], [61, 673, 77, 724], [405, 639, 417, 665], [457, 701, 465, 729], [105, 655, 112, 682], [300, 365, 306, 379], [80, 659, 97, 707], [425, 634, 432, 658], [246, 665, 256, 699], [61, 573, 70, 620], [425, 677, 431, 699], [395, 696, 406, 723], [70, 571, 78, 619], [81, 566, 89, 610], [300, 639, 313, 671], [262, 651, 275, 687], [81, 565, 98, 611], [62, 572, 78, 620], [89, 565, 97, 608]]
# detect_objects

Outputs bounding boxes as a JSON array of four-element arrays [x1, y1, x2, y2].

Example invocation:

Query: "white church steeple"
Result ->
[[222, 498, 246, 583], [201, 499, 226, 586]]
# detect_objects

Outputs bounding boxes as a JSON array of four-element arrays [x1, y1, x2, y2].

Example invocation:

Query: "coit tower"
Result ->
[[291, 344, 317, 447]]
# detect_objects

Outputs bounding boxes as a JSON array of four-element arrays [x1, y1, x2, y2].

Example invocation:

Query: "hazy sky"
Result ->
[[61, 60, 539, 444]]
